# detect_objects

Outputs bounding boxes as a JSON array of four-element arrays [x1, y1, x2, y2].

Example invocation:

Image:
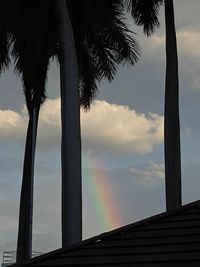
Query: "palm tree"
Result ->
[[126, 0, 181, 210], [0, 3, 36, 262], [164, 0, 181, 210], [0, 0, 57, 261], [1, 0, 140, 261], [56, 0, 140, 247], [56, 0, 81, 247]]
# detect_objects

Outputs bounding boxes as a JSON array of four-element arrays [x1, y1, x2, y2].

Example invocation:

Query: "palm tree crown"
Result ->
[[68, 0, 141, 108]]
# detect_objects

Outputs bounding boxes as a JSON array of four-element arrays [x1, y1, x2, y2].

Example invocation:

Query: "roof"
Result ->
[[12, 200, 200, 266]]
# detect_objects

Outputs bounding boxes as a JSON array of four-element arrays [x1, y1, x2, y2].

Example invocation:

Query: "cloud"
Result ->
[[176, 30, 200, 58], [145, 34, 165, 52], [141, 29, 200, 92], [129, 161, 165, 186], [0, 109, 27, 142], [0, 99, 164, 154], [143, 29, 200, 58], [82, 100, 163, 154]]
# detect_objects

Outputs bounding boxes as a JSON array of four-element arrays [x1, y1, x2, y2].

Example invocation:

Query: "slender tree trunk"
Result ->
[[164, 0, 181, 211], [56, 0, 82, 247], [16, 106, 39, 263]]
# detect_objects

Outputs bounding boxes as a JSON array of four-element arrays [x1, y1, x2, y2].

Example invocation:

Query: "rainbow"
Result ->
[[83, 157, 123, 231]]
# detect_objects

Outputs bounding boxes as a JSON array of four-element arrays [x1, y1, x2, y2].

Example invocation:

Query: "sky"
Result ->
[[1, 0, 200, 262]]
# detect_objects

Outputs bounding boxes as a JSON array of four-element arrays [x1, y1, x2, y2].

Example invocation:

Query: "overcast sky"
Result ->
[[1, 0, 200, 262]]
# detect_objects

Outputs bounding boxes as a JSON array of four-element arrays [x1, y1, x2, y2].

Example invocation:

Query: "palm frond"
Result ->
[[5, 0, 58, 112], [78, 47, 99, 109], [126, 0, 163, 36], [0, 24, 10, 71], [68, 0, 141, 108]]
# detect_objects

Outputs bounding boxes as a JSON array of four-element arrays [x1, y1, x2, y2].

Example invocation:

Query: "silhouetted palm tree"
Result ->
[[164, 0, 181, 210], [57, 0, 140, 247], [126, 0, 181, 210], [1, 0, 140, 261], [0, 0, 57, 262]]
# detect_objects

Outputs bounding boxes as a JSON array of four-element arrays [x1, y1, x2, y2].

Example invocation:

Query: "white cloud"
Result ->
[[0, 109, 27, 142], [146, 29, 200, 59], [0, 99, 164, 154], [141, 29, 200, 91], [129, 161, 165, 186], [148, 34, 165, 51], [177, 30, 200, 58], [82, 100, 163, 154]]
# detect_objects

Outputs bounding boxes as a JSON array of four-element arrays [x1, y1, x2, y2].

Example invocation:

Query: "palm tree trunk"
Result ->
[[16, 106, 39, 263], [164, 0, 182, 211], [56, 0, 82, 247]]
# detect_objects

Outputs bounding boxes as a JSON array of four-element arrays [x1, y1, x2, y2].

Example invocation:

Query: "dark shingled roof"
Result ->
[[12, 200, 200, 266]]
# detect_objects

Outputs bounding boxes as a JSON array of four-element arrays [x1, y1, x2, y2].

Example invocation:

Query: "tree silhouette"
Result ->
[[57, 0, 141, 248], [164, 0, 181, 210], [0, 0, 57, 262], [1, 0, 140, 262], [126, 0, 181, 210]]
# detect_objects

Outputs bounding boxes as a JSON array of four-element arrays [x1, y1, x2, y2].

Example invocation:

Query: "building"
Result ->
[[2, 251, 16, 267], [11, 200, 200, 266], [2, 252, 42, 267]]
